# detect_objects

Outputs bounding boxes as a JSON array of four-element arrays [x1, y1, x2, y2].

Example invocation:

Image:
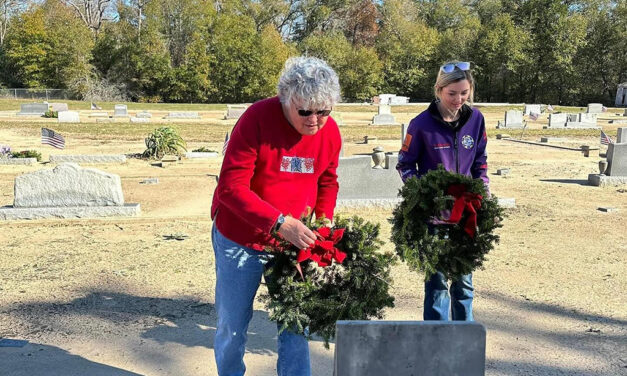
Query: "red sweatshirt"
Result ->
[[211, 96, 341, 250]]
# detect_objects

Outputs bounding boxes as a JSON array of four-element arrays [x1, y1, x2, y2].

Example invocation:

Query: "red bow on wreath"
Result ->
[[295, 227, 346, 278], [445, 184, 483, 238]]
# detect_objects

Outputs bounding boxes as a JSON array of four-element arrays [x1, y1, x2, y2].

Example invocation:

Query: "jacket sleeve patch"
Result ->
[[401, 134, 413, 152]]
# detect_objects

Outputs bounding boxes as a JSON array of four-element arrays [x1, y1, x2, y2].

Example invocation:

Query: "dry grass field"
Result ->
[[0, 102, 625, 375]]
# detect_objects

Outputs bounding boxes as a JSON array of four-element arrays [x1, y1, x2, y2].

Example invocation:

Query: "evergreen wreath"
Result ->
[[259, 215, 395, 348], [390, 166, 504, 281]]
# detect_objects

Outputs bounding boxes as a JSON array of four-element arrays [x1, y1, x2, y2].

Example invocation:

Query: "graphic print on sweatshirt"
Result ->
[[280, 156, 315, 173]]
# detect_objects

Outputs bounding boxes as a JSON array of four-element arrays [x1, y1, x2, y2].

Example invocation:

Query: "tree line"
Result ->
[[0, 0, 625, 105]]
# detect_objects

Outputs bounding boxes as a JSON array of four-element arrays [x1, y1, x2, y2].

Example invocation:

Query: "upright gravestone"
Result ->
[[566, 112, 600, 129], [617, 127, 627, 143], [524, 104, 541, 116], [606, 142, 627, 176], [372, 104, 396, 125], [497, 110, 524, 129], [587, 103, 603, 113], [334, 321, 486, 376], [18, 103, 49, 116], [113, 104, 129, 117], [225, 105, 247, 120], [337, 154, 403, 206], [49, 103, 69, 112], [547, 113, 568, 128], [578, 113, 598, 125], [58, 111, 80, 123], [0, 163, 140, 220]]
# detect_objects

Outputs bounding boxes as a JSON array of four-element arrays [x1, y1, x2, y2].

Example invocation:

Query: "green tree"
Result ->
[[376, 0, 439, 100], [301, 31, 381, 101]]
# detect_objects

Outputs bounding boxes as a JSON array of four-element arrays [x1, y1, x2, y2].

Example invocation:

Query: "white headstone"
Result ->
[[586, 103, 603, 113], [524, 104, 541, 116], [114, 104, 128, 117], [58, 111, 80, 123]]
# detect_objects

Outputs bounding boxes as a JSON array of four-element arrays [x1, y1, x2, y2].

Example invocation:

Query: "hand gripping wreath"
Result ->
[[390, 166, 504, 280], [260, 215, 395, 347]]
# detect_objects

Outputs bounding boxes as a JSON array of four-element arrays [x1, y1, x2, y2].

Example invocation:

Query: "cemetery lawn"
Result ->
[[0, 105, 625, 375]]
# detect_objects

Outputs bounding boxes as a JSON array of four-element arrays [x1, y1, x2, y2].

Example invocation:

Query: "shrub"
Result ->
[[11, 150, 42, 161], [43, 110, 58, 118], [142, 127, 187, 159]]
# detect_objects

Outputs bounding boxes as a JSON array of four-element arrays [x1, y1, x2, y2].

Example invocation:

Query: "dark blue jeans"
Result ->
[[212, 225, 311, 376], [424, 271, 474, 321]]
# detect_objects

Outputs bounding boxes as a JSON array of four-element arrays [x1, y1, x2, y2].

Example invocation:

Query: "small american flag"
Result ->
[[529, 111, 540, 121], [41, 128, 65, 149], [600, 130, 613, 145], [602, 106, 608, 112], [547, 104, 554, 112], [222, 131, 229, 155]]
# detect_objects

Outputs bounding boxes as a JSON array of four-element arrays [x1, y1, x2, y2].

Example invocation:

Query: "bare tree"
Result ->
[[0, 0, 26, 46], [63, 0, 114, 37]]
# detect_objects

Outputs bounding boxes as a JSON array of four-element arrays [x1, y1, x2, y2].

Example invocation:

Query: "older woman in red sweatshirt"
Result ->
[[210, 56, 342, 376]]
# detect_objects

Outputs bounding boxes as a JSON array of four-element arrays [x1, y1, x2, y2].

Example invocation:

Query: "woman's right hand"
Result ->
[[277, 216, 317, 249]]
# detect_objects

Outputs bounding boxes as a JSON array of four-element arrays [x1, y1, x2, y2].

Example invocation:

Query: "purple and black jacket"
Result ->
[[397, 100, 489, 190]]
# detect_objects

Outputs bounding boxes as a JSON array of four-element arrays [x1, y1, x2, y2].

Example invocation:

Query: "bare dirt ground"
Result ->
[[0, 108, 626, 376]]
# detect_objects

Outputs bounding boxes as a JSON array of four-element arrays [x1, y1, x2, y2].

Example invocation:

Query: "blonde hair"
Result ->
[[434, 61, 475, 105]]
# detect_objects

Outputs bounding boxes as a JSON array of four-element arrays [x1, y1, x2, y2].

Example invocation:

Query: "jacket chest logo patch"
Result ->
[[280, 156, 314, 173], [461, 135, 474, 149], [433, 143, 451, 150]]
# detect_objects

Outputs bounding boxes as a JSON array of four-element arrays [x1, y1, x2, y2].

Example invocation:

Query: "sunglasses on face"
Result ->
[[440, 62, 471, 73], [297, 109, 332, 117]]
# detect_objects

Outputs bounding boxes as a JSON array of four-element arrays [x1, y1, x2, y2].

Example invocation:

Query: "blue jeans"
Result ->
[[423, 271, 474, 321], [212, 224, 311, 376]]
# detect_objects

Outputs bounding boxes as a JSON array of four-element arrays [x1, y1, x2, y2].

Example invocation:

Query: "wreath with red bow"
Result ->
[[390, 166, 504, 280], [260, 215, 395, 347]]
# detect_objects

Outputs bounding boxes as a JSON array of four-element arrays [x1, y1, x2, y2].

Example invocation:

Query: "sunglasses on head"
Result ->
[[440, 62, 471, 73], [297, 109, 332, 117]]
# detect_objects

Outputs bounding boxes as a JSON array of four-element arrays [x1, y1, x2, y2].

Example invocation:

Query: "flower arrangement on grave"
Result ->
[[259, 214, 395, 348], [390, 166, 504, 280]]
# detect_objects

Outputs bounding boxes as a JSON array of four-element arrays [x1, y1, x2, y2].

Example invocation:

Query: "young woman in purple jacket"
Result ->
[[396, 61, 490, 321]]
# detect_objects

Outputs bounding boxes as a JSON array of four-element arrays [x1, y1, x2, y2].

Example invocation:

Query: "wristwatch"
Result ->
[[273, 214, 285, 234]]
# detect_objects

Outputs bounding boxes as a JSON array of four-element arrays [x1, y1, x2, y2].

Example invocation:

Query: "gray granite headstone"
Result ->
[[13, 163, 124, 207], [587, 103, 603, 113], [18, 103, 49, 116], [113, 104, 128, 117], [57, 111, 80, 123], [606, 142, 627, 176], [334, 321, 486, 376], [225, 105, 247, 119], [524, 104, 541, 116], [136, 111, 152, 118], [616, 127, 626, 143], [337, 154, 403, 206]]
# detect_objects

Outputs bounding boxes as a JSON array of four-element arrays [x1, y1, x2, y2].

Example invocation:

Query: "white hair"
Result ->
[[277, 56, 340, 110]]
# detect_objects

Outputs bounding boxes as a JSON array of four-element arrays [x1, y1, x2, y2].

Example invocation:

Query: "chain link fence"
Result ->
[[0, 89, 72, 100]]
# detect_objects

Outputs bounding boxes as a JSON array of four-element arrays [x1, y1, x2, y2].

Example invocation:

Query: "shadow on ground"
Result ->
[[0, 343, 142, 376], [477, 290, 627, 375]]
